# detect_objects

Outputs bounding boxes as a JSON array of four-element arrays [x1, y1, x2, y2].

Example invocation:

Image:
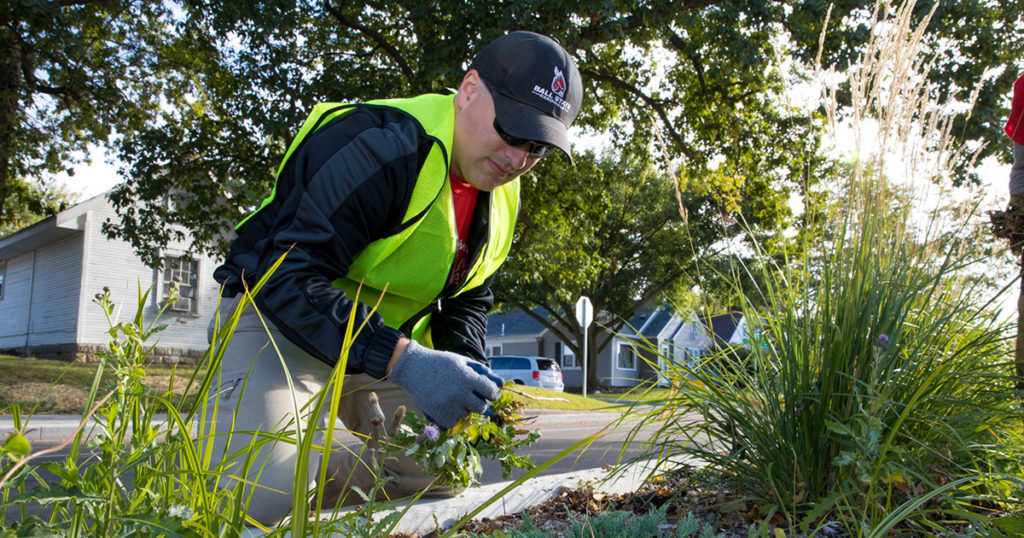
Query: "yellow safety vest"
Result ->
[[242, 93, 519, 347]]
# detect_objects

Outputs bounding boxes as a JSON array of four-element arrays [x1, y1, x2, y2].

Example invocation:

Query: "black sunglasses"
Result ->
[[492, 118, 558, 158], [479, 82, 558, 158]]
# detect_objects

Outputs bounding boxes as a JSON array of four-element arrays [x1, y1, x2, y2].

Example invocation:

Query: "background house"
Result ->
[[656, 308, 753, 383], [610, 306, 674, 387], [484, 306, 680, 389], [0, 193, 221, 363]]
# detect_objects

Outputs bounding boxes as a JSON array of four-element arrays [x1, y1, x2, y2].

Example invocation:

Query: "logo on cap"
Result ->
[[552, 66, 567, 98]]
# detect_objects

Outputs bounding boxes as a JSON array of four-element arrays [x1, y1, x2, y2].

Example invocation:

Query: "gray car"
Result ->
[[488, 355, 564, 392]]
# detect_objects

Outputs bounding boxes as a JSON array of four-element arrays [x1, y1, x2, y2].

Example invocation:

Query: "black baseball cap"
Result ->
[[470, 31, 583, 162]]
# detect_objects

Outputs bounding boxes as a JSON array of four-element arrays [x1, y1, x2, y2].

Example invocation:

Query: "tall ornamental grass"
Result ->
[[627, 158, 1024, 535], [623, 0, 1024, 534]]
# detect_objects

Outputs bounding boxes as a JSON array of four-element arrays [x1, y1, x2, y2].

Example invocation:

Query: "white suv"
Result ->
[[488, 355, 564, 392]]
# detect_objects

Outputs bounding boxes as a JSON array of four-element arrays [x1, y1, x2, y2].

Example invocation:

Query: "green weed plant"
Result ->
[[0, 253, 549, 536]]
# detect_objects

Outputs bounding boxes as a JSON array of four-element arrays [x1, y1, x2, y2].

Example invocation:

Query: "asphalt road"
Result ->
[[478, 411, 664, 484]]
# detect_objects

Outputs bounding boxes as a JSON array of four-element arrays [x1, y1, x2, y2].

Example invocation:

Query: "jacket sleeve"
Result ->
[[249, 110, 424, 377], [431, 275, 495, 364]]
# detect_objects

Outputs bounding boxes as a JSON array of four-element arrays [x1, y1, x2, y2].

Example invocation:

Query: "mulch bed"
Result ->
[[391, 469, 790, 537], [391, 466, 1012, 537]]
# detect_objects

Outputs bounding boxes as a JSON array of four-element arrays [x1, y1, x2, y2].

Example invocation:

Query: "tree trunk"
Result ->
[[586, 329, 603, 390], [0, 22, 23, 222]]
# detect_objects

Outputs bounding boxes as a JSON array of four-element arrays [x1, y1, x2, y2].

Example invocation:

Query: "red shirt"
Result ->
[[448, 174, 479, 287], [1006, 74, 1024, 145]]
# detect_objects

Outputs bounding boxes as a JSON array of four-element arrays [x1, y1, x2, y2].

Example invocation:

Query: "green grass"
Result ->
[[0, 355, 640, 415], [506, 385, 628, 412], [0, 354, 202, 414]]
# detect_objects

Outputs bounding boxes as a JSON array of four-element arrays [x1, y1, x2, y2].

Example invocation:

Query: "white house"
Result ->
[[655, 308, 752, 382], [0, 193, 221, 363]]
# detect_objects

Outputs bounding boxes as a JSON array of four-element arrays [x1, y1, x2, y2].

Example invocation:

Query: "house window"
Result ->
[[617, 342, 636, 370], [163, 256, 199, 314], [560, 342, 578, 368], [486, 344, 502, 357], [0, 260, 5, 300]]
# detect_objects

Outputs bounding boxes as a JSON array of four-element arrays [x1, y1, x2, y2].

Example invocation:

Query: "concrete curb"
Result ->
[[240, 456, 688, 537], [336, 457, 669, 535]]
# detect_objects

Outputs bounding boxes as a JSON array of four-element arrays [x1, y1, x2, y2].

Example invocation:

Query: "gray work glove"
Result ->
[[389, 341, 503, 429]]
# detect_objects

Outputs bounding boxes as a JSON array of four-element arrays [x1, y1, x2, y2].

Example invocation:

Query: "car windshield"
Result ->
[[537, 359, 558, 371]]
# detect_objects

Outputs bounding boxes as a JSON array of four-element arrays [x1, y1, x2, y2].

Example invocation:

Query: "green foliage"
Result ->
[[494, 148, 718, 384], [0, 178, 74, 237], [626, 172, 1024, 533], [0, 261, 549, 535], [0, 0, 175, 228], [466, 505, 719, 537], [4, 1, 1018, 269], [393, 388, 541, 488]]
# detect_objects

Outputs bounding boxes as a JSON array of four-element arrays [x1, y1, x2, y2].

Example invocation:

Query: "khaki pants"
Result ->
[[1011, 142, 1024, 196], [204, 295, 452, 525]]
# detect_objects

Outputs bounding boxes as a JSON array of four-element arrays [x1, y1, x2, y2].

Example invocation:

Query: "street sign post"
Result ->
[[575, 296, 593, 398]]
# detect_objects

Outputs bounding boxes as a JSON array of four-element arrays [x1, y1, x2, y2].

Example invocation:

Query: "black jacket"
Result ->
[[214, 104, 494, 378]]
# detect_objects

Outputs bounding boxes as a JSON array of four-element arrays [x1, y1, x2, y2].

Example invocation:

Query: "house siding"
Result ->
[[0, 251, 38, 349], [77, 205, 221, 352], [22, 235, 83, 348], [493, 340, 542, 357], [0, 195, 223, 363]]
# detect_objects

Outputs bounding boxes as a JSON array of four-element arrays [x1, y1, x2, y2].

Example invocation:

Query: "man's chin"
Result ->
[[464, 174, 505, 192]]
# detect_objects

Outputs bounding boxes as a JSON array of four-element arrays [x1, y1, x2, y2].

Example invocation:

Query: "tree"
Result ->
[[0, 1, 177, 234], [85, 0, 1020, 266], [4, 1, 1019, 327], [492, 143, 814, 387], [784, 0, 1024, 185], [0, 177, 73, 238]]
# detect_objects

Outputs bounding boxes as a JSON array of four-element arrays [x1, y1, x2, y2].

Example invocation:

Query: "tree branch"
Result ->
[[51, 0, 116, 6], [666, 31, 707, 92], [324, 3, 415, 84], [514, 302, 574, 347], [581, 66, 697, 161], [574, 0, 723, 45]]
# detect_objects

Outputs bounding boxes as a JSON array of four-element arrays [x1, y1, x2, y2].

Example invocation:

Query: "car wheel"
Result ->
[[511, 379, 524, 385]]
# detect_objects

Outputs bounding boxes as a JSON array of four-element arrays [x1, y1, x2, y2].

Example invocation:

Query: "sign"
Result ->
[[575, 296, 593, 329]]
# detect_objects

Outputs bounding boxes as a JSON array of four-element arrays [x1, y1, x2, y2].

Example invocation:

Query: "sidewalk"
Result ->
[[0, 408, 622, 445]]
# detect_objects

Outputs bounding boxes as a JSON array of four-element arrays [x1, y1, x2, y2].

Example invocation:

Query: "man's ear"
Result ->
[[455, 70, 482, 109]]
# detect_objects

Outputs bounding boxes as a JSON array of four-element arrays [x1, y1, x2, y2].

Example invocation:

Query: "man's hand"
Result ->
[[388, 341, 503, 429]]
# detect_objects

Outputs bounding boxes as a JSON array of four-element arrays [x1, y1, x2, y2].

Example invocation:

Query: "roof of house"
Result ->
[[700, 309, 744, 343], [617, 305, 675, 340], [0, 192, 109, 259], [486, 308, 549, 337]]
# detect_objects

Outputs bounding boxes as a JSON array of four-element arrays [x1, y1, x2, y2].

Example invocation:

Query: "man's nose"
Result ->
[[503, 144, 530, 169]]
